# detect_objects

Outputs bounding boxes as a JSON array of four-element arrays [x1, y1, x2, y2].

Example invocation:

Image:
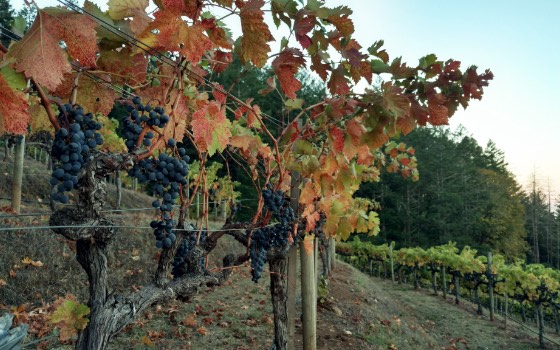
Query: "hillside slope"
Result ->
[[0, 156, 556, 349]]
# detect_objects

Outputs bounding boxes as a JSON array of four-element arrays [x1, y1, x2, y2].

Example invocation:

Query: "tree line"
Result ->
[[357, 126, 559, 265]]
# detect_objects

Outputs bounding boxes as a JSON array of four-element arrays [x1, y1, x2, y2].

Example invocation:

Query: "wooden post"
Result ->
[[441, 266, 447, 299], [504, 294, 508, 329], [488, 252, 495, 322], [11, 136, 25, 214], [300, 238, 316, 350], [329, 237, 336, 271], [115, 170, 122, 210], [537, 303, 545, 348], [287, 172, 300, 350], [389, 243, 395, 283]]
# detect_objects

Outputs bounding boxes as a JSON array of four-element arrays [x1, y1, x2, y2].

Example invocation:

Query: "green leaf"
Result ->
[[418, 53, 437, 69], [0, 66, 27, 90], [370, 60, 389, 74], [285, 98, 304, 110], [11, 16, 27, 37], [50, 300, 90, 341]]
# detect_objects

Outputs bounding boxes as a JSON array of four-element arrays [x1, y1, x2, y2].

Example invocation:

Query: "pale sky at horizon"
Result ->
[[9, 0, 560, 204]]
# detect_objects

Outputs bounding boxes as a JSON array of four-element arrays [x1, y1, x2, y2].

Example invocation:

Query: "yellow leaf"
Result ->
[[141, 336, 154, 346], [31, 260, 44, 267], [302, 235, 314, 256]]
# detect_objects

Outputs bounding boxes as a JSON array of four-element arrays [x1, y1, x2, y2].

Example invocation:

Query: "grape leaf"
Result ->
[[211, 50, 233, 73], [108, 0, 150, 34], [0, 66, 27, 90], [140, 11, 213, 64], [327, 65, 350, 96], [0, 74, 29, 135], [97, 48, 148, 85], [329, 126, 344, 153], [202, 18, 233, 49], [428, 93, 449, 125], [272, 48, 306, 99], [6, 13, 71, 91], [41, 8, 99, 67], [50, 300, 90, 341], [327, 13, 354, 36], [294, 10, 315, 49], [191, 101, 232, 156], [239, 0, 273, 67]]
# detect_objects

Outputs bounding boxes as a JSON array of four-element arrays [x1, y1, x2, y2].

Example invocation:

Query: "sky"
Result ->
[[9, 0, 560, 202]]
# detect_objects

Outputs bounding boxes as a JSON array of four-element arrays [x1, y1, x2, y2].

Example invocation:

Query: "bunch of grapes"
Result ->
[[262, 183, 295, 224], [249, 185, 295, 282], [172, 230, 207, 278], [118, 97, 190, 249], [122, 96, 169, 151], [50, 104, 103, 203]]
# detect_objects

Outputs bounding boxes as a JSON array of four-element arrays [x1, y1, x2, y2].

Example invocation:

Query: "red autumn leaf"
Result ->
[[428, 93, 449, 125], [410, 100, 429, 126], [311, 54, 330, 81], [211, 50, 233, 73], [239, 0, 273, 67], [6, 12, 72, 91], [294, 10, 315, 49], [0, 75, 29, 135], [191, 101, 232, 156], [158, 0, 200, 18], [329, 126, 345, 153], [327, 65, 350, 96], [201, 18, 232, 49], [444, 60, 461, 73], [272, 48, 306, 99], [345, 118, 364, 146], [140, 11, 212, 64], [212, 84, 227, 104], [179, 24, 213, 64]]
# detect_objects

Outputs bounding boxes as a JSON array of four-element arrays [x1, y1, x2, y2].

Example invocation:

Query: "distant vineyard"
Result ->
[[337, 238, 560, 349]]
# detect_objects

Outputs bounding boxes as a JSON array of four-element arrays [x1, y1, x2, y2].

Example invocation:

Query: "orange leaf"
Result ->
[[191, 101, 232, 156], [302, 235, 314, 256], [0, 279, 7, 287], [182, 314, 197, 328], [299, 181, 317, 206], [428, 93, 449, 125], [0, 75, 29, 135], [196, 326, 208, 336], [6, 9, 92, 90], [40, 8, 99, 67], [239, 0, 273, 67]]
